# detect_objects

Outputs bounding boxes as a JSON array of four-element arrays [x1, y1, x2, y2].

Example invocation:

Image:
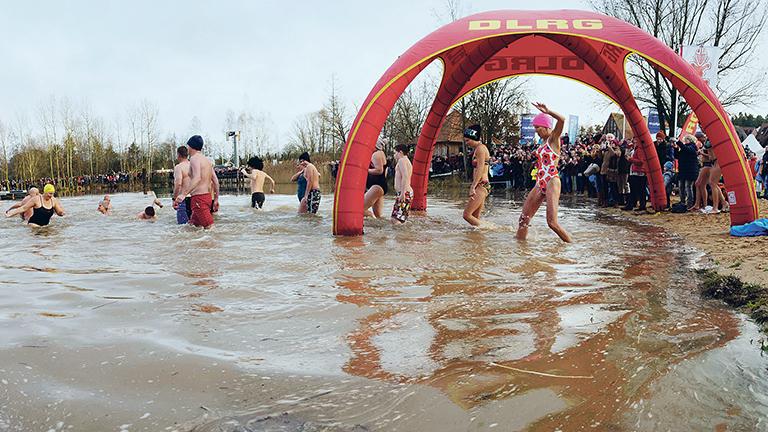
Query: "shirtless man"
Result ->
[[137, 197, 163, 220], [174, 135, 217, 228], [241, 156, 275, 209], [391, 144, 414, 224], [6, 187, 39, 221], [299, 153, 321, 215], [97, 195, 112, 215], [172, 146, 192, 224]]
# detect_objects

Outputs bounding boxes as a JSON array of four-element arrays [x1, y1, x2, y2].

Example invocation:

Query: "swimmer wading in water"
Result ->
[[5, 183, 65, 227], [515, 103, 572, 243], [463, 124, 491, 226]]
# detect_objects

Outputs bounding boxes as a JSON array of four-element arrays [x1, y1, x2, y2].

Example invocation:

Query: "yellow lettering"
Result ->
[[573, 19, 604, 30], [505, 19, 533, 30], [469, 20, 501, 31], [536, 19, 569, 30]]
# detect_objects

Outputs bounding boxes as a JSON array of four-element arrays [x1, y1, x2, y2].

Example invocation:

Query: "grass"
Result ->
[[697, 269, 768, 326]]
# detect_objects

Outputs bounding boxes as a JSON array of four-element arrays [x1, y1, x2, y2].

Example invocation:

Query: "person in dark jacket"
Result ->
[[654, 131, 672, 166], [673, 134, 700, 208]]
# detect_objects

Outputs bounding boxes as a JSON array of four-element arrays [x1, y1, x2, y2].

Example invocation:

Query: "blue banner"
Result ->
[[647, 108, 661, 135], [568, 115, 579, 143], [521, 114, 535, 145]]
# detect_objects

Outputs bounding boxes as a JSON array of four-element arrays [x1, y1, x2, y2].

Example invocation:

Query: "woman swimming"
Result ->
[[515, 103, 572, 243], [462, 124, 491, 226]]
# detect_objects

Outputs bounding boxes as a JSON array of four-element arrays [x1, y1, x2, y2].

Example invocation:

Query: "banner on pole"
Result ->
[[521, 114, 535, 145], [678, 112, 699, 141], [682, 45, 720, 88], [568, 115, 579, 143], [646, 108, 661, 135]]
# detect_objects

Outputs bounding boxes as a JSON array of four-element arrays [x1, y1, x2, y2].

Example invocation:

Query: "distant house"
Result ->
[[602, 112, 649, 141], [434, 110, 465, 158]]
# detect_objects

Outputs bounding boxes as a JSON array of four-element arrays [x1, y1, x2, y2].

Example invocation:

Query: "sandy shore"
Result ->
[[604, 199, 768, 287]]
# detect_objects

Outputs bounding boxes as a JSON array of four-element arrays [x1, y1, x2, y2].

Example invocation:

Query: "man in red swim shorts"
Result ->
[[175, 135, 218, 229]]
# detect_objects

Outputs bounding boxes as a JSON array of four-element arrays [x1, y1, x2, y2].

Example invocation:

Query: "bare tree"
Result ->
[[458, 78, 529, 144], [60, 98, 79, 187], [288, 110, 328, 155], [382, 80, 434, 150], [0, 119, 10, 190], [38, 96, 60, 182], [323, 75, 349, 157], [591, 0, 768, 134], [138, 100, 159, 175], [13, 113, 42, 182], [432, 0, 468, 24]]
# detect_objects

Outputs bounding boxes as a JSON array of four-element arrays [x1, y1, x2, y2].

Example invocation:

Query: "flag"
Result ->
[[520, 114, 535, 145], [646, 108, 661, 135], [568, 115, 579, 143], [678, 112, 699, 141], [682, 45, 720, 88]]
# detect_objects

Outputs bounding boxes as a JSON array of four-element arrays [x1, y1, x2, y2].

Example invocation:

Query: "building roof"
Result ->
[[436, 110, 465, 143]]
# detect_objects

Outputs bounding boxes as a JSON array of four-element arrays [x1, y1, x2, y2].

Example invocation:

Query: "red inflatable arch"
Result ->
[[333, 10, 758, 236]]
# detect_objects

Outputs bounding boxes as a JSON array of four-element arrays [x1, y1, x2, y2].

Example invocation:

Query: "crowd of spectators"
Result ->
[[457, 130, 761, 214], [4, 172, 136, 192]]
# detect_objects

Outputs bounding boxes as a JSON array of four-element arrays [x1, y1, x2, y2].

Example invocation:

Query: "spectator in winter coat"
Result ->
[[673, 135, 700, 208]]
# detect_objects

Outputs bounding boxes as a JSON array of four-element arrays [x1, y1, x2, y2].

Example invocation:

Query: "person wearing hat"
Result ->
[[363, 137, 388, 218], [515, 102, 572, 243], [5, 183, 65, 227], [462, 124, 491, 226], [654, 130, 672, 166], [174, 135, 217, 228]]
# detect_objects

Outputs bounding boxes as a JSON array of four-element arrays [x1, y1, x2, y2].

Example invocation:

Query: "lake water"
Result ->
[[0, 190, 766, 431]]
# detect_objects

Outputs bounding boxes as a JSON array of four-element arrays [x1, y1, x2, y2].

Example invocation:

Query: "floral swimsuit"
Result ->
[[534, 142, 560, 194]]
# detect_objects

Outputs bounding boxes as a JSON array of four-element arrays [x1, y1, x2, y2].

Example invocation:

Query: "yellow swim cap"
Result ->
[[43, 184, 55, 194]]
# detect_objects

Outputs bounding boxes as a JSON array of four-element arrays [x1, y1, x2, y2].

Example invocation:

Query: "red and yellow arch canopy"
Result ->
[[333, 10, 757, 236]]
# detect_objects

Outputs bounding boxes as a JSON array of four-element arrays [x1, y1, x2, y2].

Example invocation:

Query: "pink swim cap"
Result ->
[[532, 113, 553, 129]]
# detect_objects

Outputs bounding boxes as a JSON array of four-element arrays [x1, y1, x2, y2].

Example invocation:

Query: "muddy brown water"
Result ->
[[0, 190, 766, 432]]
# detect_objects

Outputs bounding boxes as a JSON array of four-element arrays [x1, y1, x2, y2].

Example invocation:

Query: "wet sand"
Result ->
[[1, 192, 767, 431], [605, 199, 768, 286]]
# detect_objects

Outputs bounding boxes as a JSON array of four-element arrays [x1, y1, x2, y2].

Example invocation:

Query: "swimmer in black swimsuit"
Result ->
[[363, 137, 388, 218], [5, 183, 65, 226]]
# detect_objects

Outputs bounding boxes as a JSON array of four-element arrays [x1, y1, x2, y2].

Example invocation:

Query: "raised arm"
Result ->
[[533, 102, 565, 153], [290, 169, 302, 182], [240, 168, 252, 179]]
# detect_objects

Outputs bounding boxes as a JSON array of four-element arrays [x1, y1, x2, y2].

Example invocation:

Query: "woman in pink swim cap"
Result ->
[[515, 102, 572, 243]]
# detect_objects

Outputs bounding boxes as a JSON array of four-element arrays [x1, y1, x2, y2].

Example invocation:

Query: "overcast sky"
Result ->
[[1, 0, 766, 152]]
